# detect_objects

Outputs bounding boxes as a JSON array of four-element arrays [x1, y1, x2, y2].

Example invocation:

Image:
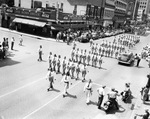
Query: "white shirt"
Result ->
[[97, 87, 105, 96], [84, 82, 92, 91]]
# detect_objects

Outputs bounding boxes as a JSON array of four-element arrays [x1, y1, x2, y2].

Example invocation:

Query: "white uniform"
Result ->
[[84, 82, 93, 103], [61, 75, 70, 95]]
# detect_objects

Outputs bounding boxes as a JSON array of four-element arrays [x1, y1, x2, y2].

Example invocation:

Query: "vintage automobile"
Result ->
[[91, 32, 99, 40], [78, 33, 90, 43], [118, 52, 135, 66]]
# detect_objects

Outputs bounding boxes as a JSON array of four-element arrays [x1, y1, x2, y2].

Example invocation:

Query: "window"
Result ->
[[31, 0, 33, 8], [19, 0, 21, 7], [34, 1, 42, 8], [61, 3, 63, 9]]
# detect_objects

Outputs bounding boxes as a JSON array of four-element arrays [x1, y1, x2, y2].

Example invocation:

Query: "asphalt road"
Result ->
[[0, 29, 150, 119]]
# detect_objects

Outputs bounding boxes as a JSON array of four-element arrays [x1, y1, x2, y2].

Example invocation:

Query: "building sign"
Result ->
[[5, 7, 54, 20]]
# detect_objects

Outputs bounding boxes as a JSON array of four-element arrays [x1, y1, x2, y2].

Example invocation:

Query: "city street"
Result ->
[[0, 28, 150, 119]]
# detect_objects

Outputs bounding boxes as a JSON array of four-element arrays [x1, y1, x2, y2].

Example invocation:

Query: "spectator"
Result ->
[[11, 37, 15, 50]]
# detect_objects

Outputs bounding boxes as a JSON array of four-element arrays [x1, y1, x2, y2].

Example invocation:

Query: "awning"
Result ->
[[13, 18, 46, 27], [50, 24, 64, 31]]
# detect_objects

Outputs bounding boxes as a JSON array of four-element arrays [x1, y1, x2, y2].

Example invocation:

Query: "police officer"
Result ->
[[48, 52, 53, 70], [87, 51, 91, 66], [97, 86, 106, 109], [81, 64, 88, 82], [108, 88, 119, 110], [76, 62, 80, 80], [52, 54, 57, 72], [75, 48, 79, 63]]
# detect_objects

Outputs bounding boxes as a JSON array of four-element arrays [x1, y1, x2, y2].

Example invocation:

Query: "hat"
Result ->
[[145, 108, 149, 112], [102, 86, 106, 88], [111, 88, 115, 91]]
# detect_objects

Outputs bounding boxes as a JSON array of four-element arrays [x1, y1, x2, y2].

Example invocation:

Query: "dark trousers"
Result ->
[[98, 95, 104, 108], [11, 42, 14, 50], [137, 59, 141, 67], [38, 52, 42, 61], [49, 82, 53, 89]]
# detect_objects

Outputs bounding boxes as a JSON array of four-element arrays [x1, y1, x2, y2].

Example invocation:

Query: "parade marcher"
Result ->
[[62, 56, 67, 75], [98, 55, 103, 68], [84, 79, 93, 104], [38, 45, 43, 61], [71, 47, 76, 61], [135, 109, 149, 119], [76, 62, 80, 80], [52, 54, 57, 71], [87, 51, 91, 66], [81, 64, 88, 82], [75, 48, 79, 63], [97, 85, 106, 109], [46, 68, 55, 91], [62, 72, 70, 97], [70, 61, 76, 79], [11, 37, 15, 50], [48, 52, 53, 70], [91, 43, 95, 54], [56, 55, 61, 74]]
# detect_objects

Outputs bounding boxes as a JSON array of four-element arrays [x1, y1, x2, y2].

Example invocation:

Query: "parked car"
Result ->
[[91, 32, 99, 40], [78, 33, 90, 43], [118, 52, 135, 66]]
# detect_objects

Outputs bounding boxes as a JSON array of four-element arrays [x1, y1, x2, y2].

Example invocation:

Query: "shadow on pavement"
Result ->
[[89, 101, 98, 106], [52, 88, 60, 92], [0, 58, 20, 67], [64, 93, 77, 99]]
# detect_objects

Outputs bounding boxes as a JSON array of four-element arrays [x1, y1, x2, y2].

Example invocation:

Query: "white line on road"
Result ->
[[0, 77, 44, 99], [22, 81, 81, 119]]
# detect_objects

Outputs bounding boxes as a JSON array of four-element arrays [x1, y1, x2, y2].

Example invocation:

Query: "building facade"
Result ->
[[114, 0, 128, 28], [103, 0, 115, 27], [138, 0, 150, 21]]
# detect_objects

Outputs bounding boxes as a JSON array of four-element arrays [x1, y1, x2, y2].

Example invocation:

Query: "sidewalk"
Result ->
[[0, 27, 57, 42]]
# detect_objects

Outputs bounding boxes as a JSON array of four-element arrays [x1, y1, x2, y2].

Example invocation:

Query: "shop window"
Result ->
[[34, 1, 42, 8], [61, 3, 63, 9]]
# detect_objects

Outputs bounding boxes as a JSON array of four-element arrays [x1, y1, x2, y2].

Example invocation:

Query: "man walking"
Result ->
[[97, 86, 106, 109], [11, 37, 15, 50], [46, 68, 55, 91], [38, 45, 43, 61]]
